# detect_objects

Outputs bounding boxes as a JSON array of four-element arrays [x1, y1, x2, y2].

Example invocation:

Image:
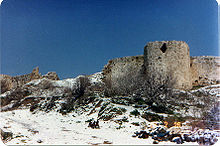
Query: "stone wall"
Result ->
[[0, 67, 41, 93], [144, 41, 192, 90], [11, 67, 42, 89], [102, 55, 144, 93], [102, 41, 219, 91], [0, 67, 59, 93], [190, 56, 220, 86]]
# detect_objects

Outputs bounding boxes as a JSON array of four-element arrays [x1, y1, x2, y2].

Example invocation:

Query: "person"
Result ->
[[95, 120, 100, 128], [88, 121, 93, 128]]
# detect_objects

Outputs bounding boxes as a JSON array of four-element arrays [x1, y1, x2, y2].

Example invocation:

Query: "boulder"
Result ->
[[172, 137, 183, 144], [0, 129, 13, 141], [42, 72, 59, 80], [0, 75, 13, 94], [168, 127, 181, 134]]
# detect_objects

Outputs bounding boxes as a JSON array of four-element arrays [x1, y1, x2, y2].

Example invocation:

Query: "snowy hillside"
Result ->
[[0, 72, 219, 145]]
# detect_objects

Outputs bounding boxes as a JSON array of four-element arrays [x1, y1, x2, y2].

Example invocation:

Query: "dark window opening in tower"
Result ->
[[160, 43, 167, 53]]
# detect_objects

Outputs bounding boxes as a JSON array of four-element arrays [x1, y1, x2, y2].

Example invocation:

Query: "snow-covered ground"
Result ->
[[88, 72, 103, 85], [191, 84, 220, 97], [1, 73, 219, 145], [0, 107, 156, 145], [0, 103, 209, 145], [24, 72, 103, 91]]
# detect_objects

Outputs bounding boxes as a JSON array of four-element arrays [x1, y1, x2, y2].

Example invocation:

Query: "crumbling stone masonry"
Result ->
[[102, 55, 144, 92], [0, 67, 59, 93], [0, 67, 41, 93], [103, 40, 219, 91], [190, 56, 220, 86], [144, 41, 192, 90]]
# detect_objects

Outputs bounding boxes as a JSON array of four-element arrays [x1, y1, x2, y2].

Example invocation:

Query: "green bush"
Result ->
[[134, 97, 145, 105], [141, 112, 164, 122], [130, 109, 140, 117], [98, 106, 127, 121], [110, 107, 127, 115], [151, 104, 174, 114]]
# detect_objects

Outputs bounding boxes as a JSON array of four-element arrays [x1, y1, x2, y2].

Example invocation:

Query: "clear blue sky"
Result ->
[[0, 0, 219, 79]]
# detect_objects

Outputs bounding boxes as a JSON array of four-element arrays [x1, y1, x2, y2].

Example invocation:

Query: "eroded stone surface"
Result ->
[[0, 67, 60, 94], [190, 56, 220, 86], [102, 41, 220, 91], [144, 41, 192, 90]]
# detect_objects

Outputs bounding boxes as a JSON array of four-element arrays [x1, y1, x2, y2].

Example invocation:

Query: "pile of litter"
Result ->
[[132, 125, 219, 145]]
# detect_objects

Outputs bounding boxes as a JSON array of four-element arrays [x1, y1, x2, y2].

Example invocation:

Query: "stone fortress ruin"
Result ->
[[103, 41, 220, 90], [0, 67, 59, 93], [144, 41, 192, 89], [0, 40, 219, 94]]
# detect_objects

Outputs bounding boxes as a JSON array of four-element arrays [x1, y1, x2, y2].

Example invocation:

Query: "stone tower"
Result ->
[[144, 41, 192, 90]]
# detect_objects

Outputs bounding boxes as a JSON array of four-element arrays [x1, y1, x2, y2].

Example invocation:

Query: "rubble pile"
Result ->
[[182, 130, 219, 145], [132, 124, 219, 145]]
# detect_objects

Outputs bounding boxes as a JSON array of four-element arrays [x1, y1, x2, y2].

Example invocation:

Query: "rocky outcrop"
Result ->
[[11, 67, 41, 88], [0, 67, 60, 94], [0, 74, 13, 94], [0, 73, 102, 112], [0, 67, 41, 94], [1, 129, 13, 141], [42, 72, 59, 80]]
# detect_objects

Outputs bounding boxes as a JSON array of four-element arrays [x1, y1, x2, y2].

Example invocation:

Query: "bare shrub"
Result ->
[[1, 87, 31, 107], [103, 66, 177, 114], [191, 120, 206, 131], [132, 73, 175, 114], [130, 109, 140, 117], [87, 83, 104, 92], [189, 89, 218, 129], [103, 77, 115, 96], [0, 78, 11, 94], [84, 82, 105, 98], [60, 76, 91, 114], [63, 76, 91, 98], [204, 101, 220, 130], [74, 76, 91, 97], [141, 112, 164, 122]]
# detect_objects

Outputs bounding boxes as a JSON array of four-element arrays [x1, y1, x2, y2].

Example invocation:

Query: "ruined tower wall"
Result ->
[[11, 67, 42, 89], [190, 56, 220, 86], [0, 67, 59, 93], [144, 41, 192, 90], [102, 41, 219, 91], [102, 55, 144, 90], [0, 67, 41, 93]]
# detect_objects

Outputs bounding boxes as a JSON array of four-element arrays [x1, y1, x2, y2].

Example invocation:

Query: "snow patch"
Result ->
[[88, 72, 103, 85]]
